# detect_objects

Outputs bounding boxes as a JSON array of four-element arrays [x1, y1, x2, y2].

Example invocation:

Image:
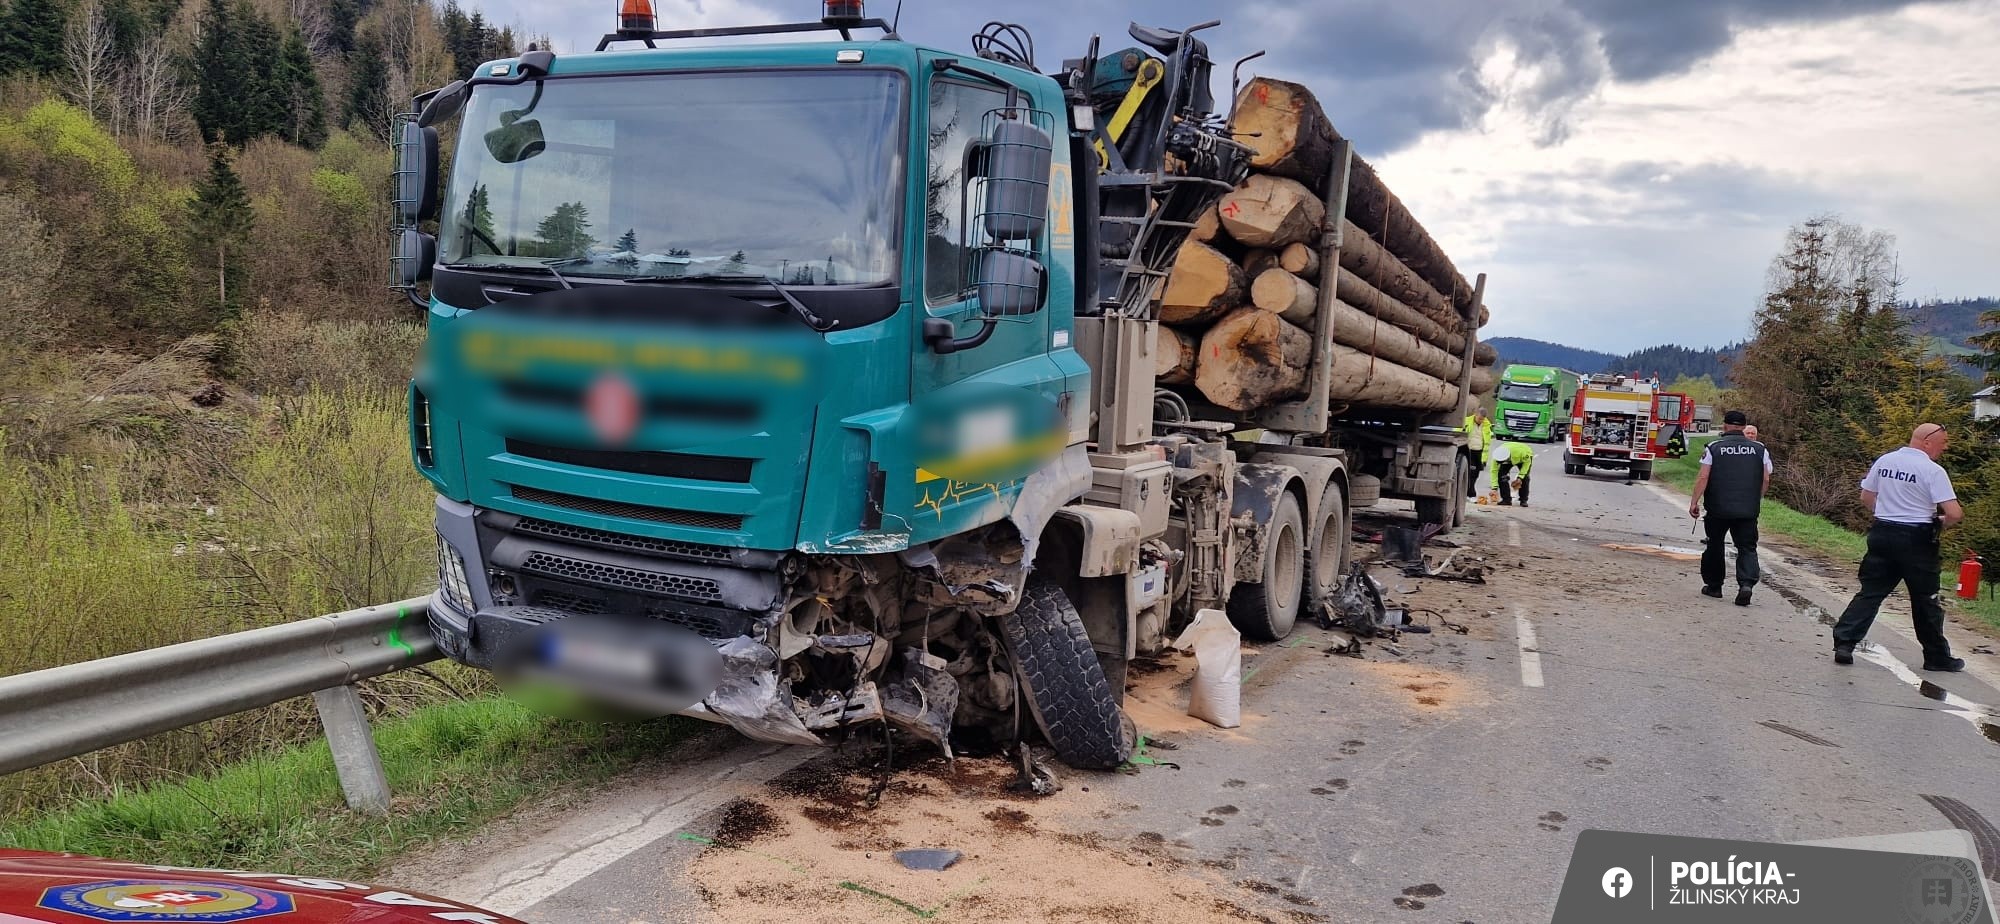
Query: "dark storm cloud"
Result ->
[[503, 0, 1965, 152]]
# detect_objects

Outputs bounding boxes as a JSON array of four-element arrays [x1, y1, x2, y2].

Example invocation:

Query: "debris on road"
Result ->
[[893, 848, 962, 871]]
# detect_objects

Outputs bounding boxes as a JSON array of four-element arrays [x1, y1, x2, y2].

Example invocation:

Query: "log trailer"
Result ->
[[389, 3, 1488, 770]]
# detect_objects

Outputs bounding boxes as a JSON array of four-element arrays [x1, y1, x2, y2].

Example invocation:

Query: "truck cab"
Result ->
[[1492, 364, 1576, 443]]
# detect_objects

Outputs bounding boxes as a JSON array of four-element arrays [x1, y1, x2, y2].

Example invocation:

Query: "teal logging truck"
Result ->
[[1493, 364, 1578, 442], [390, 2, 1485, 770]]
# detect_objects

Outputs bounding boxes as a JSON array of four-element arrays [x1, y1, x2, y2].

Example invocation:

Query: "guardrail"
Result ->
[[0, 598, 437, 814]]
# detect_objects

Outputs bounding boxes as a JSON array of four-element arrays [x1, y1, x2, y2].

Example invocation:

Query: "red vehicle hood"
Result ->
[[0, 850, 523, 924]]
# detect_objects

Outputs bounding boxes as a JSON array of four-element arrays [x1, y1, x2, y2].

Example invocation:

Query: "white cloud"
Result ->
[[1380, 1, 2000, 351]]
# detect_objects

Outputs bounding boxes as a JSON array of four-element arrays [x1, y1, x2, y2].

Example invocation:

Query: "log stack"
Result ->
[[1156, 77, 1498, 414]]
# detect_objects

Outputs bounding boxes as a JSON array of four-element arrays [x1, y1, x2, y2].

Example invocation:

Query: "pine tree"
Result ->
[[616, 229, 638, 254], [241, 6, 287, 140], [0, 0, 74, 76], [191, 143, 254, 323], [327, 0, 359, 57], [534, 202, 594, 257], [342, 30, 390, 141], [276, 28, 326, 147], [723, 249, 748, 273], [191, 0, 250, 143]]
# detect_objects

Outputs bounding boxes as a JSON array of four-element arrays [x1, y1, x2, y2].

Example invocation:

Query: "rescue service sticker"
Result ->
[[37, 880, 294, 922]]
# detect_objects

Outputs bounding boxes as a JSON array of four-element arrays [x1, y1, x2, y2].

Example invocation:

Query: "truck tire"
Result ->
[[1004, 574, 1134, 770], [1228, 493, 1304, 642], [1348, 474, 1382, 508], [1305, 487, 1348, 607]]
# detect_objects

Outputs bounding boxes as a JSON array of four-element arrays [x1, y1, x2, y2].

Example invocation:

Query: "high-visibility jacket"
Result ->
[[1490, 441, 1533, 488], [1463, 414, 1492, 452]]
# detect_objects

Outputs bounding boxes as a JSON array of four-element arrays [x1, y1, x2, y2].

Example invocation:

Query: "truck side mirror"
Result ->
[[393, 227, 436, 292], [418, 79, 470, 128], [393, 120, 441, 225], [1562, 398, 1571, 411], [979, 117, 1052, 242], [975, 249, 1046, 317]]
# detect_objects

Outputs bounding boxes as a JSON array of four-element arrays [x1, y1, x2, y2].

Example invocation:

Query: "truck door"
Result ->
[[911, 63, 1055, 396]]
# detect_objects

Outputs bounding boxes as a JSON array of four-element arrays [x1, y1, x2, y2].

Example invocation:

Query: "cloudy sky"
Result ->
[[468, 0, 1996, 353]]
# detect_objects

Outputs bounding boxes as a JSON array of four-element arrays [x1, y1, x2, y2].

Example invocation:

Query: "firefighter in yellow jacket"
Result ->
[[1462, 411, 1493, 500], [1491, 440, 1534, 507]]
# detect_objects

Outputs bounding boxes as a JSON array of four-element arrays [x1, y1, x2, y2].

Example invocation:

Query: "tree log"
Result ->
[[1473, 341, 1497, 366], [1325, 344, 1460, 411], [1278, 241, 1320, 277], [1192, 204, 1220, 244], [1250, 268, 1319, 327], [1339, 219, 1461, 332], [1195, 308, 1312, 411], [1155, 324, 1197, 385], [1470, 364, 1498, 395], [1217, 174, 1325, 249], [1241, 248, 1283, 282], [1323, 297, 1464, 382], [1231, 76, 1477, 314], [1333, 268, 1465, 354], [1160, 240, 1245, 326]]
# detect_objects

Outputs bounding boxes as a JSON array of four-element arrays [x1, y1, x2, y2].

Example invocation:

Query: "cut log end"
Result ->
[[1250, 268, 1320, 327], [1195, 309, 1312, 412], [1160, 240, 1246, 326], [1155, 324, 1197, 385]]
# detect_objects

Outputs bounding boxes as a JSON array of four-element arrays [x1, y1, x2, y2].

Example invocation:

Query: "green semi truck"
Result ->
[[1493, 364, 1578, 442], [390, 3, 1486, 770]]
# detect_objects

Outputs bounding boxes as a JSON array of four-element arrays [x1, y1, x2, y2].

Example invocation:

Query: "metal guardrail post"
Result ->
[[311, 684, 393, 815], [0, 598, 437, 781]]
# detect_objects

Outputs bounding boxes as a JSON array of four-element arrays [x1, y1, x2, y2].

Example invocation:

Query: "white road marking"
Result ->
[[1508, 521, 1522, 548], [449, 743, 812, 916], [1515, 610, 1545, 688]]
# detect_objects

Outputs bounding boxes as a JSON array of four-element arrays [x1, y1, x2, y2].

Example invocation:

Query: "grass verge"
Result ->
[[0, 696, 708, 880], [1655, 438, 2000, 635]]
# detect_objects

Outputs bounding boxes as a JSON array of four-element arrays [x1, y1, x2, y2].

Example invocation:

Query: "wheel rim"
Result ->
[[1313, 510, 1341, 592], [1273, 517, 1302, 623]]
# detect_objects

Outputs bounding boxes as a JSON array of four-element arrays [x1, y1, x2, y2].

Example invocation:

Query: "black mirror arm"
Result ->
[[923, 316, 997, 355]]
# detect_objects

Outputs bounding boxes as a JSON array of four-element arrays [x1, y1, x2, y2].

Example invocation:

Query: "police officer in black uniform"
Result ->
[[1688, 411, 1770, 606]]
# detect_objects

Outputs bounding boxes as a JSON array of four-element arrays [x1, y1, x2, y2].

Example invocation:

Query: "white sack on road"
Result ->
[[1170, 608, 1242, 728]]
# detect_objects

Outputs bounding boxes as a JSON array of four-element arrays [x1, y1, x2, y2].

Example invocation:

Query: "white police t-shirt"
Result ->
[[1859, 446, 1955, 525]]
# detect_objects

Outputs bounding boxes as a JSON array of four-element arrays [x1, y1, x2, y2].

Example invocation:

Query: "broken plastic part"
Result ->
[[893, 849, 962, 871], [704, 637, 824, 747], [882, 648, 959, 758]]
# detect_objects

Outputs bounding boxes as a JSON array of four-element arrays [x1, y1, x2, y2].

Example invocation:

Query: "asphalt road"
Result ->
[[394, 440, 2000, 923]]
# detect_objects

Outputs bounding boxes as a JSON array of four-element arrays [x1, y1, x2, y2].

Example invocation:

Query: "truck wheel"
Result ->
[[1004, 574, 1134, 770], [1228, 493, 1304, 642], [1305, 487, 1348, 607]]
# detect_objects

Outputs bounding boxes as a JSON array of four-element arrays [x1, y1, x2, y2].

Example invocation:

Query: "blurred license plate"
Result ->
[[542, 634, 655, 682]]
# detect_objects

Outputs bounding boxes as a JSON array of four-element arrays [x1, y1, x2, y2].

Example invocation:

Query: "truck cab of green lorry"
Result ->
[[1493, 364, 1578, 443], [392, 3, 1482, 771]]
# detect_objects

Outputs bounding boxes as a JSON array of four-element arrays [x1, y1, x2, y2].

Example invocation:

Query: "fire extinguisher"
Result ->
[[1956, 551, 1983, 600]]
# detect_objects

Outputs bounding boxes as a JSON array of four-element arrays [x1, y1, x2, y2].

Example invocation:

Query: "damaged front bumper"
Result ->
[[427, 497, 959, 752]]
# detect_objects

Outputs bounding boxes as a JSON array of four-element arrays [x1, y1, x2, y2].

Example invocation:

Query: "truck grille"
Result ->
[[513, 517, 735, 562], [508, 485, 745, 531], [504, 439, 752, 483], [520, 552, 725, 602], [1503, 411, 1540, 431]]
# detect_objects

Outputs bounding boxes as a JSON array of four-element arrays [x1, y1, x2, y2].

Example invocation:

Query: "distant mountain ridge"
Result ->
[[1486, 337, 1741, 383]]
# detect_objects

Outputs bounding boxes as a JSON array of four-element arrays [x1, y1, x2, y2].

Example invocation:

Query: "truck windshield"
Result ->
[[1499, 382, 1553, 404], [438, 70, 905, 285]]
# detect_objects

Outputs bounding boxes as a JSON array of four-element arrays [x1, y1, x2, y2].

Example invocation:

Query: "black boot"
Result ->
[[1734, 587, 1752, 607], [1923, 657, 1966, 672], [1833, 646, 1854, 665], [1701, 586, 1723, 599]]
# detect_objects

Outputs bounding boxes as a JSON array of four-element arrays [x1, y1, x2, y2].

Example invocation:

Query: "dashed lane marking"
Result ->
[[1516, 609, 1545, 688]]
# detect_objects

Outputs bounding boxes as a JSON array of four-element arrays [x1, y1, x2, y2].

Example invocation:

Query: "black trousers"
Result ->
[[1833, 522, 1952, 664], [1700, 516, 1759, 590], [1463, 447, 1485, 498], [1497, 461, 1529, 505]]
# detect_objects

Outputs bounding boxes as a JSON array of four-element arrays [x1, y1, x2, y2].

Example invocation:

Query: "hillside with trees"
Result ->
[[0, 0, 537, 820], [1487, 336, 1741, 383]]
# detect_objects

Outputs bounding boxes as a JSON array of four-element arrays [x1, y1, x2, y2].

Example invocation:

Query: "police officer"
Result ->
[[1688, 411, 1769, 606], [1493, 440, 1534, 507], [1463, 410, 1493, 499], [1832, 423, 1965, 671]]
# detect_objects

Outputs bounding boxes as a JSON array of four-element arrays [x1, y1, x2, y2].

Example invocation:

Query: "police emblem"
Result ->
[[1902, 857, 1985, 924], [37, 880, 295, 922]]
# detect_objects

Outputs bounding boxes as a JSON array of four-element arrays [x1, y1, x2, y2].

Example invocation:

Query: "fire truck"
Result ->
[[1561, 373, 1681, 480]]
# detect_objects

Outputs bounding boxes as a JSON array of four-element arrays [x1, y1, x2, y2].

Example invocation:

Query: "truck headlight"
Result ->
[[435, 532, 473, 613]]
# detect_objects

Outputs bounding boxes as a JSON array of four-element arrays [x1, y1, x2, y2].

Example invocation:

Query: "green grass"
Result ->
[[1656, 437, 2000, 635], [0, 696, 708, 879]]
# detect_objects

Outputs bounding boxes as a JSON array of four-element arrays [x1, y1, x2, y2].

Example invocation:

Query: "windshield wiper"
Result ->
[[439, 257, 585, 289], [624, 274, 833, 331]]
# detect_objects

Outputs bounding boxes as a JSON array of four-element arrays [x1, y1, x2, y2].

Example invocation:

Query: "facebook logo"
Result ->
[[1602, 867, 1633, 898]]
